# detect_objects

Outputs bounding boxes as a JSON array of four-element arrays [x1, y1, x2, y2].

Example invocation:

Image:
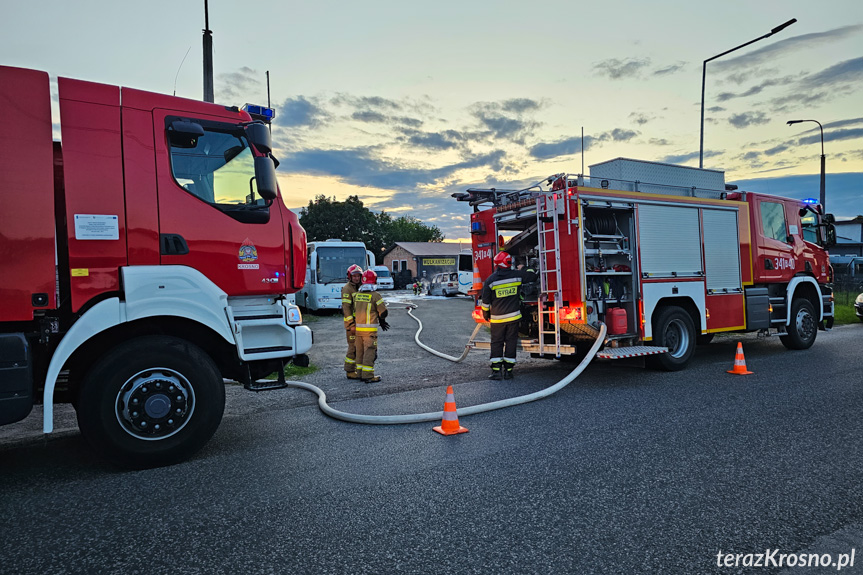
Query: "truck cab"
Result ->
[[0, 66, 311, 467]]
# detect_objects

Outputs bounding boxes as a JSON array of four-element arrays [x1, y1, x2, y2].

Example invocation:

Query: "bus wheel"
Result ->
[[648, 306, 696, 371], [780, 298, 817, 350], [76, 335, 225, 469]]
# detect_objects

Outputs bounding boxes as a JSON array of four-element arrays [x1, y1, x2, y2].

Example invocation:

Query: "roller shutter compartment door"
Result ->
[[638, 204, 702, 277], [702, 209, 741, 292]]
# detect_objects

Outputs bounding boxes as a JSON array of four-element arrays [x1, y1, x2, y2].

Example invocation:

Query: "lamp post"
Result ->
[[787, 119, 826, 211], [699, 18, 797, 169]]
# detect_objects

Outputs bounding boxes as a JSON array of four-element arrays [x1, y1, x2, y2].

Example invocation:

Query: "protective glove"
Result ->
[[379, 318, 390, 331], [482, 309, 491, 321]]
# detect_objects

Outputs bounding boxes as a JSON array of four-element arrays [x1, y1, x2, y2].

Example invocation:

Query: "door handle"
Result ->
[[160, 234, 189, 255]]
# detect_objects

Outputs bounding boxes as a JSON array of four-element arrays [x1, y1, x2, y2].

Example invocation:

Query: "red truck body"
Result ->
[[0, 66, 311, 467], [457, 158, 835, 369]]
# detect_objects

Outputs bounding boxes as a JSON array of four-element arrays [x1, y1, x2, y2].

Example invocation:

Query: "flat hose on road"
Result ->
[[285, 305, 606, 425]]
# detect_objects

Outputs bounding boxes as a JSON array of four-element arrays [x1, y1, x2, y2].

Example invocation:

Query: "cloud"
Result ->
[[331, 94, 403, 111], [276, 96, 329, 128], [469, 99, 544, 143], [715, 75, 796, 102], [593, 58, 652, 79], [660, 150, 722, 164], [707, 106, 726, 113], [629, 112, 654, 125], [398, 128, 465, 151], [764, 144, 789, 156], [799, 56, 863, 89], [729, 112, 769, 129], [712, 25, 863, 72], [351, 110, 388, 123], [528, 128, 639, 160], [217, 66, 261, 102], [799, 128, 863, 146], [648, 138, 672, 146], [727, 172, 863, 219], [653, 61, 687, 76], [281, 147, 507, 190]]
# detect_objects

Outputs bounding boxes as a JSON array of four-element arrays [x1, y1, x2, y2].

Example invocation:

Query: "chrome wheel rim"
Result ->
[[115, 368, 195, 441]]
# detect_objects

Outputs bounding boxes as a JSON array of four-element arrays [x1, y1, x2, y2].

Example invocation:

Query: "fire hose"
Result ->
[[285, 304, 606, 425]]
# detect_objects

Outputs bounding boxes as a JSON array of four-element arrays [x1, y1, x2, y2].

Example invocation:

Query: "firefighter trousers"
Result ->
[[355, 332, 379, 380], [489, 321, 519, 367], [344, 329, 357, 373]]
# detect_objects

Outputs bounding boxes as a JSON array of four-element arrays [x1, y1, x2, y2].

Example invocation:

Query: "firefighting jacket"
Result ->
[[480, 267, 538, 324], [352, 285, 388, 333], [341, 281, 359, 330]]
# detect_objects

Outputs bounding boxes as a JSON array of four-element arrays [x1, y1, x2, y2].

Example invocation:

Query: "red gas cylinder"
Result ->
[[607, 307, 628, 335]]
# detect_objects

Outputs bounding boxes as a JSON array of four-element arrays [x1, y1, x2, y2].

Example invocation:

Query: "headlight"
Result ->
[[286, 305, 303, 325], [856, 293, 863, 304]]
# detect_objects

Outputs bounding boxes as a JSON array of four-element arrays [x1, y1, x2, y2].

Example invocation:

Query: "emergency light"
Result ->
[[802, 198, 819, 205], [242, 104, 276, 124]]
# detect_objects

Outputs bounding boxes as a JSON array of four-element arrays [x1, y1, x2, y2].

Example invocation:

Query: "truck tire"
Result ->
[[648, 306, 696, 371], [76, 335, 225, 469], [779, 298, 817, 350]]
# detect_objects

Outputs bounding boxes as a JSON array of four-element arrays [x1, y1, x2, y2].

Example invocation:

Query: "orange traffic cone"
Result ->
[[433, 385, 469, 435], [727, 342, 753, 375], [471, 263, 483, 293]]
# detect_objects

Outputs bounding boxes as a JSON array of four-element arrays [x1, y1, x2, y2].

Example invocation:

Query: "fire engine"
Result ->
[[0, 66, 311, 467], [454, 158, 837, 370]]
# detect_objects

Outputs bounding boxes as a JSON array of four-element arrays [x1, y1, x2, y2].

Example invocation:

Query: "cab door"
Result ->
[[754, 199, 795, 283], [152, 109, 286, 295]]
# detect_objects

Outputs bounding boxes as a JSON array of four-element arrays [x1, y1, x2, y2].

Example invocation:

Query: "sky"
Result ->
[[2, 0, 861, 241]]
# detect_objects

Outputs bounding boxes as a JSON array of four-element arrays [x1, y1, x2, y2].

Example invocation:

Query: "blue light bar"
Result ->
[[802, 198, 819, 204], [242, 104, 276, 123]]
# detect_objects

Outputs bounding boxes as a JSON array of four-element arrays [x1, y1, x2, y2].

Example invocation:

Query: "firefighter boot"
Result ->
[[503, 363, 514, 380], [488, 362, 503, 380]]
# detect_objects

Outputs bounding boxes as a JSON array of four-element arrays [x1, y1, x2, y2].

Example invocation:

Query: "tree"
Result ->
[[299, 195, 444, 257]]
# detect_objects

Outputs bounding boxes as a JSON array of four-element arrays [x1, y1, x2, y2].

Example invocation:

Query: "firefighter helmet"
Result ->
[[493, 251, 513, 269], [346, 264, 363, 278], [362, 269, 377, 285]]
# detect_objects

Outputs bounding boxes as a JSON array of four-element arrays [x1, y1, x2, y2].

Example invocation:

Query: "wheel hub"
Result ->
[[116, 369, 195, 440], [796, 308, 816, 340]]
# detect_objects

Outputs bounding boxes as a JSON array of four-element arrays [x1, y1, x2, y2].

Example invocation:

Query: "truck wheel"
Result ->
[[779, 298, 817, 350], [648, 306, 696, 371], [76, 335, 225, 469]]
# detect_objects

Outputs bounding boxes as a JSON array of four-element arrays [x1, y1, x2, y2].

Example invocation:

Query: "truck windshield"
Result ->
[[169, 122, 264, 207], [316, 246, 367, 284], [375, 269, 391, 278]]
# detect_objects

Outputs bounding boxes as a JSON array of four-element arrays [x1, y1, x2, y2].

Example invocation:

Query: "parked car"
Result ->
[[428, 272, 460, 297], [372, 266, 394, 290], [855, 292, 863, 322]]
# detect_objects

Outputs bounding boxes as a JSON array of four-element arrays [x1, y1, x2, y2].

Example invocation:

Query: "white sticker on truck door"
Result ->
[[74, 214, 119, 240]]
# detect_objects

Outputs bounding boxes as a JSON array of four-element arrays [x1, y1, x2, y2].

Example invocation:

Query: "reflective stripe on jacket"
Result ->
[[342, 281, 359, 328], [480, 267, 537, 323], [352, 287, 387, 332]]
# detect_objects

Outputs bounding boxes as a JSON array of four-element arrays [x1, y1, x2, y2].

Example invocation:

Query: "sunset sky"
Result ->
[[2, 0, 860, 241]]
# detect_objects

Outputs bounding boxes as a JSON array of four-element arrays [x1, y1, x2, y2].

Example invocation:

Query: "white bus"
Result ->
[[457, 248, 473, 295], [298, 239, 375, 311]]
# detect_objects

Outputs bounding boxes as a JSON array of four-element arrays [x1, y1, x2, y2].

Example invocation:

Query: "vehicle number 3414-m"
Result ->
[[774, 257, 795, 270]]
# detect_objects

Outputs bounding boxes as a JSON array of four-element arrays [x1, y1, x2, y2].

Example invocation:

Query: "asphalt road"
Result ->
[[2, 292, 862, 574]]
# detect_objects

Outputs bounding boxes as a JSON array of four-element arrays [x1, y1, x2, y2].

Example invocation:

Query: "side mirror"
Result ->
[[254, 155, 278, 201], [245, 122, 272, 155], [825, 223, 837, 249], [823, 213, 836, 224], [169, 120, 205, 148]]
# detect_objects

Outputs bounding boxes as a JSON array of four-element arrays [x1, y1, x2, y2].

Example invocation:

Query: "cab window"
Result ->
[[166, 117, 269, 223], [801, 212, 820, 244], [760, 201, 787, 242]]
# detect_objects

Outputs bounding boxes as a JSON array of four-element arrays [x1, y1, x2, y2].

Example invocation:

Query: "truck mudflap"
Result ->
[[596, 346, 668, 359]]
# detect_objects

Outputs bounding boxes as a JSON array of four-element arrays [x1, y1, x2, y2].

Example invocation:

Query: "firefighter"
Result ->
[[342, 264, 364, 379], [352, 269, 389, 382], [481, 251, 537, 380]]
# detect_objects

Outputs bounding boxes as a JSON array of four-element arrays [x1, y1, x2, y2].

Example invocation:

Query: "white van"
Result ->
[[372, 265, 394, 290]]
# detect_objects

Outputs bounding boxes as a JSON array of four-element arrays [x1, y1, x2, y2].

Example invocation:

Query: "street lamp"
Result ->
[[787, 119, 826, 210], [699, 18, 797, 168]]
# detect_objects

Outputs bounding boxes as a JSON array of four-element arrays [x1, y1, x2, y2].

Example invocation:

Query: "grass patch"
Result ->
[[833, 289, 861, 326], [265, 363, 319, 380]]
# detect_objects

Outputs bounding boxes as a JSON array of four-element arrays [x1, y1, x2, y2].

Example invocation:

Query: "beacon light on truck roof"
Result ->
[[242, 104, 275, 124]]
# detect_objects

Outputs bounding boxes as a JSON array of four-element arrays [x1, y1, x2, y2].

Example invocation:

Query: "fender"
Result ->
[[43, 266, 235, 433], [785, 276, 824, 324]]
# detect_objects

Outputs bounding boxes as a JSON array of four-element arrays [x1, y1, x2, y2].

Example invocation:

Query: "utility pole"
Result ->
[[203, 0, 214, 103]]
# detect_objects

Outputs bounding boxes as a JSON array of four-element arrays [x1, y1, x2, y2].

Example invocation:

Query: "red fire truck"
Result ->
[[0, 66, 310, 467], [455, 158, 837, 370]]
